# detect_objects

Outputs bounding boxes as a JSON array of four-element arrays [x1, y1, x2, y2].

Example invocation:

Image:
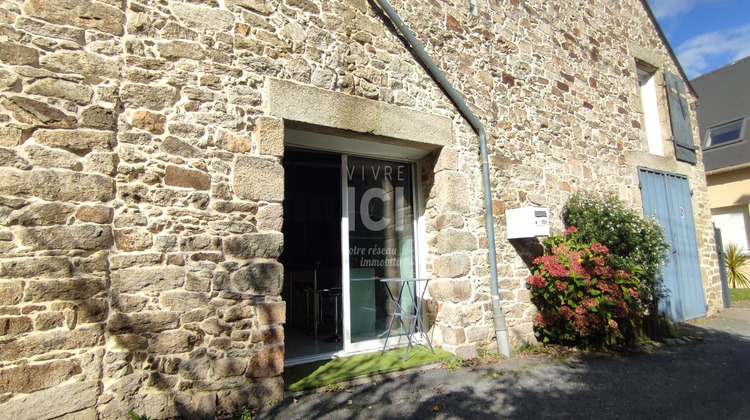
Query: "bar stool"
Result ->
[[325, 287, 342, 343]]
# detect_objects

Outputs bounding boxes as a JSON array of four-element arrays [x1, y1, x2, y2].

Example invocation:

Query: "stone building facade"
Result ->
[[0, 0, 722, 418]]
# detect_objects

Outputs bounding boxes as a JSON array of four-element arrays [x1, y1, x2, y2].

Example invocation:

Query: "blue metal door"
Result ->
[[639, 169, 706, 322]]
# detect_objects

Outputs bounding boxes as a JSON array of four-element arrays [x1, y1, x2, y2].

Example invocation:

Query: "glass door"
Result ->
[[342, 156, 418, 352]]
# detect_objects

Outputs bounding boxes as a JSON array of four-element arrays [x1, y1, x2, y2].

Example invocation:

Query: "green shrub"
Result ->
[[127, 410, 153, 420], [561, 192, 669, 312], [525, 227, 646, 348], [725, 242, 750, 288]]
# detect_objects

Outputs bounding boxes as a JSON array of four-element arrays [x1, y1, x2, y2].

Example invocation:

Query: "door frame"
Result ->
[[284, 129, 430, 362]]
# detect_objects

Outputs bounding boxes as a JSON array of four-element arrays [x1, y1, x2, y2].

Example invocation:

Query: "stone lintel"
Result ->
[[266, 78, 452, 149]]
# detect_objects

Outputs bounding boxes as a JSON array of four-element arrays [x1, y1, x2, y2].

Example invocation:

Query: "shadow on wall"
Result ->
[[508, 238, 545, 268], [256, 325, 750, 419]]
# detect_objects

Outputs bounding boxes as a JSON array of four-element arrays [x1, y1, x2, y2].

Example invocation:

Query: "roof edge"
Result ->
[[638, 0, 698, 98], [691, 55, 750, 82], [705, 162, 750, 176]]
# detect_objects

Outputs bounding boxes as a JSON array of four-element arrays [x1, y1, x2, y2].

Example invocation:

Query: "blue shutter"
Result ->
[[664, 71, 697, 164]]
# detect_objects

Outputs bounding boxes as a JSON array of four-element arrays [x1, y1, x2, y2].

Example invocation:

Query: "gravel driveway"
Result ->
[[258, 302, 750, 419]]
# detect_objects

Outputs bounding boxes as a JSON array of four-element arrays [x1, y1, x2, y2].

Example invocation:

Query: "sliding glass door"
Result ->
[[342, 156, 417, 352]]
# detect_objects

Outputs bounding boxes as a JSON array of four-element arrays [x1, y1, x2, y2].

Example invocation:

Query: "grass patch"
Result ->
[[730, 288, 750, 303], [283, 346, 453, 392]]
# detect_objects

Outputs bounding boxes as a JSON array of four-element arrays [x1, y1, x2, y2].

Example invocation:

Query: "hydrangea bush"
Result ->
[[526, 227, 646, 348], [561, 192, 669, 314]]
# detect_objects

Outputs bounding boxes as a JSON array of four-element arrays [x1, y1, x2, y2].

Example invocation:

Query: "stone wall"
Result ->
[[0, 0, 721, 418]]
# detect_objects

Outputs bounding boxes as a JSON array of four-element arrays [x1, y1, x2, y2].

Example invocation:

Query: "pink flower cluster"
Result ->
[[554, 281, 568, 292], [534, 255, 568, 277], [526, 275, 546, 288], [525, 229, 646, 347]]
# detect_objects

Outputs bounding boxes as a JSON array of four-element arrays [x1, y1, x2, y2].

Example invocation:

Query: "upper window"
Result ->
[[637, 68, 664, 156], [704, 119, 745, 148]]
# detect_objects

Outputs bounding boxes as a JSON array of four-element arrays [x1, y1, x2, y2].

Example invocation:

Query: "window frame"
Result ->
[[703, 118, 746, 149], [636, 67, 665, 156]]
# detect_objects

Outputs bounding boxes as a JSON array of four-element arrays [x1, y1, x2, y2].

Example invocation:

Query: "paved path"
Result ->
[[259, 303, 750, 419]]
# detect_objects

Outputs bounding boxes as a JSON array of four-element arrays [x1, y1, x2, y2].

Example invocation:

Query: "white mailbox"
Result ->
[[506, 206, 550, 239]]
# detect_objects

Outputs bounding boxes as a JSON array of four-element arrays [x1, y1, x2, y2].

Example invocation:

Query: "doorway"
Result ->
[[281, 148, 421, 364], [281, 150, 344, 362], [639, 168, 707, 322]]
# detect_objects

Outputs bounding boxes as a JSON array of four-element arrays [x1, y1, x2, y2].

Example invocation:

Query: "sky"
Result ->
[[646, 0, 750, 79]]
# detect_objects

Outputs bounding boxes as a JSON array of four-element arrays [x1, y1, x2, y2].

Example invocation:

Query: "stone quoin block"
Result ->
[[223, 233, 283, 260], [255, 116, 284, 157], [434, 171, 471, 214], [428, 279, 473, 303], [436, 228, 477, 253], [233, 155, 284, 202], [433, 253, 471, 278], [229, 262, 283, 295]]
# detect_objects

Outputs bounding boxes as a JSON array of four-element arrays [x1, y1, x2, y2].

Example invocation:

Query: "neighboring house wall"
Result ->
[[0, 0, 721, 418], [705, 167, 750, 251], [693, 57, 750, 253]]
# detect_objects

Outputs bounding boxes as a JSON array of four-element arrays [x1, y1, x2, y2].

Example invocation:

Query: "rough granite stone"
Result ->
[[75, 205, 113, 224], [433, 253, 472, 278], [22, 0, 125, 35], [0, 256, 72, 278], [0, 169, 114, 202], [131, 110, 166, 134], [34, 129, 115, 154], [0, 126, 23, 147], [80, 106, 117, 130], [40, 50, 121, 79], [223, 233, 283, 260], [0, 282, 25, 305], [0, 359, 82, 394], [16, 224, 112, 251], [255, 116, 284, 157], [6, 202, 75, 226], [428, 279, 472, 303], [114, 228, 153, 252], [233, 155, 284, 202], [0, 41, 38, 65], [0, 325, 103, 360], [164, 165, 211, 190], [120, 84, 178, 110], [24, 78, 93, 105], [111, 266, 185, 293], [108, 311, 180, 334], [0, 380, 99, 420], [171, 3, 235, 31], [1, 96, 77, 128], [229, 262, 283, 295]]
